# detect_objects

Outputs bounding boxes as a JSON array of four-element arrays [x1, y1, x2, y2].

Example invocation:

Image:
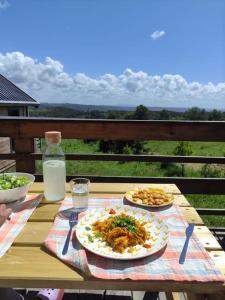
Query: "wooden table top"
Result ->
[[0, 182, 224, 295]]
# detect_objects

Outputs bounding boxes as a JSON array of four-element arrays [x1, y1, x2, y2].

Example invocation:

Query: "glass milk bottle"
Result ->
[[43, 131, 66, 201]]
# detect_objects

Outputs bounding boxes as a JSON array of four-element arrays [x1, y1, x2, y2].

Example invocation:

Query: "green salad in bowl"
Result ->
[[0, 174, 31, 190], [0, 173, 35, 203]]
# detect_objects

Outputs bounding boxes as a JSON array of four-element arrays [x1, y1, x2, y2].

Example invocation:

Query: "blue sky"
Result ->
[[0, 0, 225, 108]]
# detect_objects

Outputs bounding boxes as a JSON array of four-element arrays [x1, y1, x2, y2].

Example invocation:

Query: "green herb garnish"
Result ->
[[94, 232, 103, 238], [85, 226, 91, 231], [88, 234, 94, 243], [111, 215, 137, 233]]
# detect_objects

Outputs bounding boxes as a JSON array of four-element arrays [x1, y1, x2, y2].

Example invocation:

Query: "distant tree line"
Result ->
[[30, 105, 225, 121]]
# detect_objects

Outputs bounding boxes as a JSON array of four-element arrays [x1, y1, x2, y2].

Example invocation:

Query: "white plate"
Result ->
[[125, 188, 173, 208], [76, 205, 168, 260]]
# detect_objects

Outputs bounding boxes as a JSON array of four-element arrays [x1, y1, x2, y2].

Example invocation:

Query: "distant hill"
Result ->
[[39, 102, 188, 112]]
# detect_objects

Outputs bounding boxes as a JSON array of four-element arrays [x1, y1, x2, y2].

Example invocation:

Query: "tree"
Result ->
[[99, 105, 151, 155], [132, 105, 149, 120], [159, 109, 170, 120], [200, 164, 223, 178], [107, 111, 120, 119], [99, 140, 149, 154], [173, 142, 193, 156], [208, 109, 223, 121], [173, 142, 193, 176], [184, 107, 207, 120]]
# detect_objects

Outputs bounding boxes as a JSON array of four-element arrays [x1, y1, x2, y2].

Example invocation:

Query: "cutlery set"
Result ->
[[62, 212, 78, 255], [62, 209, 195, 264]]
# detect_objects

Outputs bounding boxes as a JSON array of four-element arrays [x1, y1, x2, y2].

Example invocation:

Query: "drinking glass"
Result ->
[[70, 178, 89, 212]]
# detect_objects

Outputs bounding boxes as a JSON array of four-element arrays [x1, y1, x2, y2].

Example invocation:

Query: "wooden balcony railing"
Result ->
[[0, 117, 225, 195]]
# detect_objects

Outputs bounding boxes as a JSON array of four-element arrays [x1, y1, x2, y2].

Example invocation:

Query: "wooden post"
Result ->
[[186, 293, 205, 300], [14, 138, 35, 173], [206, 293, 225, 300]]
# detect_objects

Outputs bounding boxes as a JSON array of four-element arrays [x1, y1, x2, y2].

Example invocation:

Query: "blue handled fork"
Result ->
[[179, 223, 195, 264], [62, 212, 77, 255]]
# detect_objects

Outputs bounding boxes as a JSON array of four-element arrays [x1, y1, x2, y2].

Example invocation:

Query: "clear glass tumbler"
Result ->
[[70, 178, 90, 212]]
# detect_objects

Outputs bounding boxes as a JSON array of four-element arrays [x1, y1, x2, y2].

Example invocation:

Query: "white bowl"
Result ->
[[0, 172, 35, 203]]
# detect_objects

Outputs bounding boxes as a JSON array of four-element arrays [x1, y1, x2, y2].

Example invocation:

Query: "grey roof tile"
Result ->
[[0, 74, 39, 106]]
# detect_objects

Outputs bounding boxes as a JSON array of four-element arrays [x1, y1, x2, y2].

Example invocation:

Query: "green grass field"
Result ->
[[37, 139, 225, 227], [59, 139, 225, 156]]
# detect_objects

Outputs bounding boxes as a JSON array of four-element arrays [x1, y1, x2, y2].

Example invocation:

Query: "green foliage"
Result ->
[[95, 103, 155, 154], [106, 111, 127, 119], [164, 164, 183, 177], [99, 140, 149, 154], [200, 164, 224, 178], [173, 142, 193, 177], [83, 139, 96, 144], [173, 141, 193, 156], [30, 104, 225, 121], [123, 145, 133, 155], [184, 107, 207, 120], [158, 109, 170, 120], [132, 105, 149, 120], [160, 162, 172, 169], [208, 109, 224, 121]]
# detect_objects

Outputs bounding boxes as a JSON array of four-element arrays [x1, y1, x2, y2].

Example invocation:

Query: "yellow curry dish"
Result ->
[[76, 205, 169, 260], [92, 211, 151, 253]]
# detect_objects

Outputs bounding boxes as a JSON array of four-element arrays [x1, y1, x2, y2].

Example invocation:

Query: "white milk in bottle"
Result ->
[[43, 131, 66, 201]]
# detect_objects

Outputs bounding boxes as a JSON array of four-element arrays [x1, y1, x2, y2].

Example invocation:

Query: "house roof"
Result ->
[[0, 74, 39, 106]]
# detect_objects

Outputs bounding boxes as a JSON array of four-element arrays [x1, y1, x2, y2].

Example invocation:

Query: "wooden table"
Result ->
[[0, 183, 224, 300]]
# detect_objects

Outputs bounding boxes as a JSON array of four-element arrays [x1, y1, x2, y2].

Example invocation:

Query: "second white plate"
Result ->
[[125, 188, 174, 208]]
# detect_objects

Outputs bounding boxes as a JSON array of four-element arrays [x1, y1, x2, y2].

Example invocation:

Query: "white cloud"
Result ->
[[0, 0, 9, 9], [150, 30, 165, 40], [0, 51, 225, 109]]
